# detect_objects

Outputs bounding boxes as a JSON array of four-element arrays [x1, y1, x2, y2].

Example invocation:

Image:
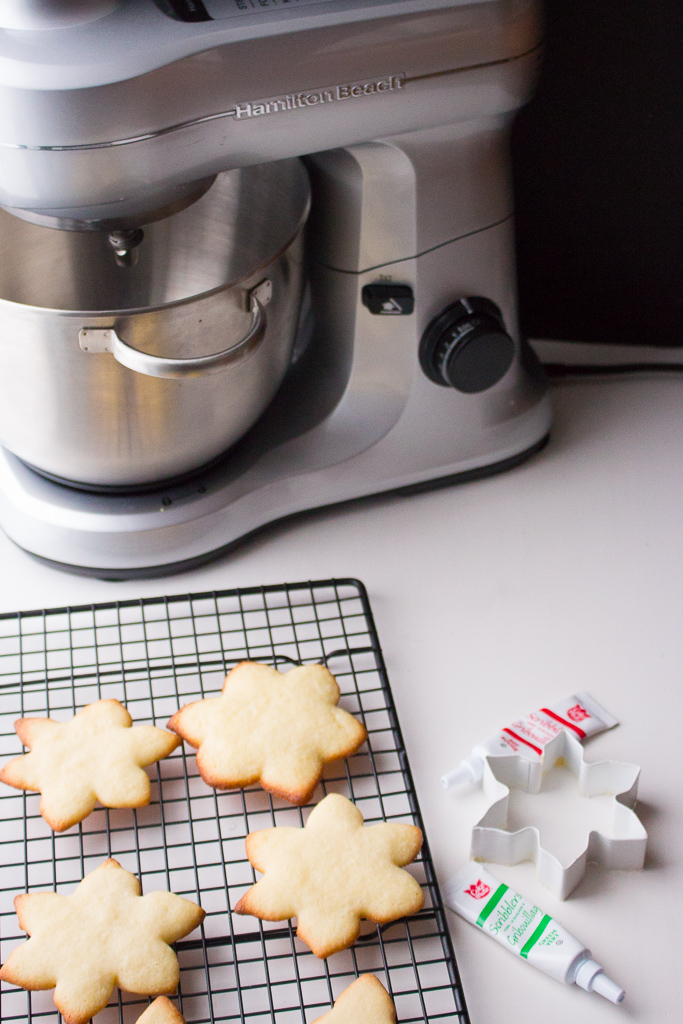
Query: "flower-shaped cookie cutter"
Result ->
[[470, 731, 647, 899]]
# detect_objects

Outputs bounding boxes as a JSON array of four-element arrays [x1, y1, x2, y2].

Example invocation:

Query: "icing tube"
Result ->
[[441, 692, 617, 789], [445, 864, 625, 1004]]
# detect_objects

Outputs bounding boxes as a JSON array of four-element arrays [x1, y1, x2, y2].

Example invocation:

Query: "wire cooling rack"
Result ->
[[0, 578, 469, 1024]]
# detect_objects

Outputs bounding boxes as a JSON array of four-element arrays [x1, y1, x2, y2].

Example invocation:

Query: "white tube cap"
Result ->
[[592, 973, 626, 1004], [441, 755, 484, 789], [574, 958, 625, 1004]]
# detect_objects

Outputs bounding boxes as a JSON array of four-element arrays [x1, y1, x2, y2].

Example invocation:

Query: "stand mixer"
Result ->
[[0, 0, 551, 578]]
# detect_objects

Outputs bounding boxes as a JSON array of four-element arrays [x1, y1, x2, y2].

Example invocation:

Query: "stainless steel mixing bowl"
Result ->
[[0, 159, 310, 488]]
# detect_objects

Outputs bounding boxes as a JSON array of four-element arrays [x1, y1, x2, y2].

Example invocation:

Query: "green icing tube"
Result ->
[[445, 863, 625, 1004]]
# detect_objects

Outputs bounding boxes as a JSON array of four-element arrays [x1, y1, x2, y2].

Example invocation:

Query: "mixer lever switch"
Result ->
[[362, 283, 414, 316]]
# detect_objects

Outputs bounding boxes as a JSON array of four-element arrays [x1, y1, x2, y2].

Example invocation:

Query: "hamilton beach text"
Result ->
[[230, 75, 405, 121]]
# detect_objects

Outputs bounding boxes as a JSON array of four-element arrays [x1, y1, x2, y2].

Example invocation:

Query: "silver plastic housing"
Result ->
[[0, 0, 540, 222]]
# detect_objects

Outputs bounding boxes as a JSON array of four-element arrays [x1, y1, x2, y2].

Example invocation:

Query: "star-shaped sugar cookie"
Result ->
[[0, 699, 180, 831], [0, 859, 205, 1024], [137, 996, 186, 1024], [235, 792, 424, 957], [168, 661, 367, 804], [312, 975, 396, 1022]]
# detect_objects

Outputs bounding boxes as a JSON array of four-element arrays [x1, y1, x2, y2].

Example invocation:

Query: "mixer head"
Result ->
[[0, 0, 118, 32], [2, 175, 216, 232]]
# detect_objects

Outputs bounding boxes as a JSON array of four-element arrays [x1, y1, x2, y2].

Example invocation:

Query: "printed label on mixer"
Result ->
[[157, 0, 351, 23], [228, 75, 405, 121], [207, 0, 339, 16]]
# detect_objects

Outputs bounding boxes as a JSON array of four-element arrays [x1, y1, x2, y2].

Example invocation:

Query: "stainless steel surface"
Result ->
[[0, 160, 309, 488], [78, 286, 268, 379]]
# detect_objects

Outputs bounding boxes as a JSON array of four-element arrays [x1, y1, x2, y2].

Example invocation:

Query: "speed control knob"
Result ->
[[419, 297, 515, 394]]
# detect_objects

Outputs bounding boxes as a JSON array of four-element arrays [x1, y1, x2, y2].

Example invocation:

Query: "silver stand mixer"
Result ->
[[0, 0, 551, 578]]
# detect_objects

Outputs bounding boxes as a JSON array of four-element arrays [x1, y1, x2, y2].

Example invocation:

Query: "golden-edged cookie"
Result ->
[[0, 699, 179, 831], [137, 996, 186, 1024], [0, 858, 205, 1024], [235, 792, 423, 957], [313, 975, 396, 1022], [168, 661, 366, 804]]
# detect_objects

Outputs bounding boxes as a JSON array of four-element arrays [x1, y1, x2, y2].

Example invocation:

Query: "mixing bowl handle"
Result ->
[[78, 287, 268, 379]]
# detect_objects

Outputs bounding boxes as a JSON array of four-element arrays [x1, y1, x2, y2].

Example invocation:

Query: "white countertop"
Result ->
[[1, 374, 681, 1023]]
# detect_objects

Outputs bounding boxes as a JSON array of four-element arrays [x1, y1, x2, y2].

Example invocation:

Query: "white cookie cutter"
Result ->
[[470, 731, 647, 899]]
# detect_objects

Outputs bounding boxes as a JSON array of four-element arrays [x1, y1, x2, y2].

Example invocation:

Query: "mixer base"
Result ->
[[0, 432, 549, 579]]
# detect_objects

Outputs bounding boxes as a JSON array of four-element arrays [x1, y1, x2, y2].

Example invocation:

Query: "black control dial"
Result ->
[[419, 297, 515, 394]]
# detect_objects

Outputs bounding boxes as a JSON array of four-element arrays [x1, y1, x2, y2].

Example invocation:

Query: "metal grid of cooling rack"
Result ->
[[0, 578, 469, 1024]]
